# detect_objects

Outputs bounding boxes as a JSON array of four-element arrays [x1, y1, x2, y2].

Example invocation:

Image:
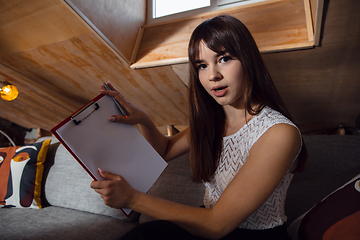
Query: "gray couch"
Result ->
[[1, 135, 359, 240]]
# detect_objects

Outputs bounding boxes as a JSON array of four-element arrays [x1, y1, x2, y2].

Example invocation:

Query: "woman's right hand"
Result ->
[[101, 82, 190, 160], [100, 82, 150, 127]]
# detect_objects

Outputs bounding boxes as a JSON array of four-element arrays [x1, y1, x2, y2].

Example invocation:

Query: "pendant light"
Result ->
[[0, 82, 19, 101]]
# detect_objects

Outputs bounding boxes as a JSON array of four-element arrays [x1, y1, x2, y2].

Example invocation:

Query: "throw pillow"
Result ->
[[0, 139, 51, 209], [290, 173, 360, 240], [44, 142, 140, 221]]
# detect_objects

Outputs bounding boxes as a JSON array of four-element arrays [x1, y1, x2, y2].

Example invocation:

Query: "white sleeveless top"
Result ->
[[203, 106, 300, 230]]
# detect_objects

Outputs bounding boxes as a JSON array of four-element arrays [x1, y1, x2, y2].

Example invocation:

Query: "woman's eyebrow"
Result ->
[[216, 51, 228, 57], [195, 59, 204, 64]]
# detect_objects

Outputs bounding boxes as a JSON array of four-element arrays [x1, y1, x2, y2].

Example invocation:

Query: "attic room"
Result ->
[[0, 0, 359, 146], [1, 1, 360, 239]]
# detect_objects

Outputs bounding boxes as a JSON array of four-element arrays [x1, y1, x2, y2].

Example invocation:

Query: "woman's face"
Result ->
[[195, 42, 246, 109]]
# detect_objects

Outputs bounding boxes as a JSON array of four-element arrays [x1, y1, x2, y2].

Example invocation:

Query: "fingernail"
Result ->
[[98, 168, 104, 173], [109, 116, 116, 122]]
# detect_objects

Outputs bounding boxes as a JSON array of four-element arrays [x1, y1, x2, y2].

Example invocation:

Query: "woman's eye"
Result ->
[[197, 64, 207, 70], [220, 56, 233, 63]]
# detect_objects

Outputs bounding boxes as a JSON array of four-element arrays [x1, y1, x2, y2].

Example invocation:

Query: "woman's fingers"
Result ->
[[100, 87, 128, 106], [104, 81, 126, 99], [100, 82, 149, 126], [107, 81, 117, 91], [90, 169, 136, 209]]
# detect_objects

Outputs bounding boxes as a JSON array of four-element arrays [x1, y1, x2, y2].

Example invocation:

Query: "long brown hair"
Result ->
[[188, 15, 307, 182]]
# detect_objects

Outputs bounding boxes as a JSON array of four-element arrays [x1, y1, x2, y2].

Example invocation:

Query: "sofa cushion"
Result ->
[[285, 135, 360, 225], [42, 137, 139, 221], [0, 139, 51, 209], [288, 173, 360, 240], [139, 153, 205, 223]]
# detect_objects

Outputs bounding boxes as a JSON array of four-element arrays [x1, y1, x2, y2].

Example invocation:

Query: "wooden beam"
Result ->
[[309, 0, 325, 46], [304, 0, 314, 42]]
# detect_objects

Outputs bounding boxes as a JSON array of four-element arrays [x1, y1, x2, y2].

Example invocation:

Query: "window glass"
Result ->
[[153, 0, 210, 18], [217, 0, 248, 7], [148, 0, 269, 24]]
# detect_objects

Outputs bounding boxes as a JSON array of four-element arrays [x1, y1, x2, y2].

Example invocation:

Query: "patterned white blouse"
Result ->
[[203, 106, 300, 230]]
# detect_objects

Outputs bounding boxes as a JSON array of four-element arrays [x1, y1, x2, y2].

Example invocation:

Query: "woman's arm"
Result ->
[[100, 82, 190, 161], [91, 123, 301, 239]]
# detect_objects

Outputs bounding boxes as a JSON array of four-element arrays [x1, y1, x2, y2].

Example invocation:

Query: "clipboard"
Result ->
[[50, 94, 168, 216]]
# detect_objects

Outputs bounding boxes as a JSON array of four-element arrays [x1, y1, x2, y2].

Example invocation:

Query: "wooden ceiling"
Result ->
[[0, 0, 326, 133]]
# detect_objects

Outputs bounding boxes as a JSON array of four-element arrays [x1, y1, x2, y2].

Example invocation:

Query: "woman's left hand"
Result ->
[[90, 169, 138, 209]]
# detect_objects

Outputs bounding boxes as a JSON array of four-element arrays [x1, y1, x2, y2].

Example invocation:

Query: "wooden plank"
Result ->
[[171, 63, 190, 87], [309, 0, 325, 45], [310, 0, 324, 46], [133, 0, 314, 68], [62, 0, 129, 66], [66, 0, 146, 64], [304, 0, 314, 42], [130, 27, 145, 64], [262, 0, 360, 133], [0, 0, 189, 131], [309, 0, 317, 28], [0, 0, 92, 57], [132, 66, 189, 125], [0, 31, 189, 130], [0, 63, 83, 129], [131, 57, 189, 69]]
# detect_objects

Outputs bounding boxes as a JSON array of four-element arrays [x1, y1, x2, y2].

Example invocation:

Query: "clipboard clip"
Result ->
[[71, 101, 100, 125]]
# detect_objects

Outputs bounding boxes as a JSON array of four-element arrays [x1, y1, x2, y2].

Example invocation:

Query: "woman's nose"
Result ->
[[209, 66, 223, 81]]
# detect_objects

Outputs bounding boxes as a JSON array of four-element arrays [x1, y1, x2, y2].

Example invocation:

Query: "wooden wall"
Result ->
[[168, 0, 360, 134], [170, 0, 360, 134], [0, 0, 359, 135], [263, 0, 360, 133]]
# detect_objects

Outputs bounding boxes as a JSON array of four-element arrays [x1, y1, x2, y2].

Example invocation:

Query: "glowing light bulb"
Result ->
[[0, 83, 19, 101]]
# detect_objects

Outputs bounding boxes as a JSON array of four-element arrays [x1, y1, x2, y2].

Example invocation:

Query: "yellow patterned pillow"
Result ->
[[0, 139, 51, 209]]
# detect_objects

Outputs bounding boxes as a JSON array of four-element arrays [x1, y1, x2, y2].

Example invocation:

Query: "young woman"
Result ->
[[91, 15, 307, 240]]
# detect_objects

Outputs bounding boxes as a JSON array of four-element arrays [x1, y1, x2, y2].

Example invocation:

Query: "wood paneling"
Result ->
[[170, 0, 360, 134], [0, 0, 188, 131], [262, 0, 360, 133], [67, 0, 146, 63], [0, 0, 92, 57], [309, 0, 325, 45], [0, 63, 80, 129], [132, 0, 314, 68], [0, 0, 358, 136]]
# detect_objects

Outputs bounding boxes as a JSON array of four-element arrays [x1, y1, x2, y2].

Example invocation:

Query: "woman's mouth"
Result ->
[[212, 86, 228, 97]]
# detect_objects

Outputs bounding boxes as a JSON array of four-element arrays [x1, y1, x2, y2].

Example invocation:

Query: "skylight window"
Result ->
[[153, 0, 210, 18], [148, 0, 269, 24]]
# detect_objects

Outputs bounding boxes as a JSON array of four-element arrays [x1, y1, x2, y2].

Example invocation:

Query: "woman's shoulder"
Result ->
[[266, 122, 300, 139], [245, 106, 300, 148], [253, 122, 302, 165], [253, 108, 301, 160], [256, 106, 296, 129]]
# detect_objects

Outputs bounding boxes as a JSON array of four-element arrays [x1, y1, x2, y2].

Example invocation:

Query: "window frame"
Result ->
[[146, 0, 268, 25]]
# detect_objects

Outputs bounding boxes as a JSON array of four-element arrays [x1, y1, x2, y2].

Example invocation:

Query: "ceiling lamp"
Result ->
[[0, 82, 19, 101]]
